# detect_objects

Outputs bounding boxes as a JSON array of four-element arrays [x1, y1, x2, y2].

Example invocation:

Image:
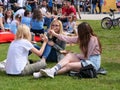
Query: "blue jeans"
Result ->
[[32, 44, 57, 62], [46, 48, 57, 62], [92, 4, 96, 14], [32, 44, 51, 58], [42, 44, 57, 62], [42, 44, 52, 59]]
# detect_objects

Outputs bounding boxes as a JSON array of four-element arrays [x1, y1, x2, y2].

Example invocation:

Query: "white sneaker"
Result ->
[[40, 69, 54, 78], [33, 72, 42, 79], [0, 61, 6, 71]]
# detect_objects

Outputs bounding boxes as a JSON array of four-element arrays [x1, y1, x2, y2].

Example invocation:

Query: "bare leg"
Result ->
[[57, 53, 80, 68], [39, 53, 82, 78], [57, 61, 82, 75]]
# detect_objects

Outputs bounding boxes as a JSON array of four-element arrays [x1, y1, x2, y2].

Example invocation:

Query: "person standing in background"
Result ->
[[27, 0, 38, 12], [97, 0, 104, 14], [116, 0, 120, 13], [91, 0, 97, 14]]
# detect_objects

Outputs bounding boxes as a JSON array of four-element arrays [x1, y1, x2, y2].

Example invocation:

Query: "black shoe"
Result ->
[[97, 67, 107, 75]]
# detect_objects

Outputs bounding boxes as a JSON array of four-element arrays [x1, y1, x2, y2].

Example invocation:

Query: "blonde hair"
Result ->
[[15, 24, 31, 41], [49, 19, 64, 34], [0, 7, 3, 13]]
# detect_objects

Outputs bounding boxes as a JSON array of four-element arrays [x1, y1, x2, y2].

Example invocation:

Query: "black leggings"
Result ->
[[31, 28, 44, 35]]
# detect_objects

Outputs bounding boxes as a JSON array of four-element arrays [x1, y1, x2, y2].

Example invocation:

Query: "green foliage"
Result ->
[[0, 20, 120, 90]]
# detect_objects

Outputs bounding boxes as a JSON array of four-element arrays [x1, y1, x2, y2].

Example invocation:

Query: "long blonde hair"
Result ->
[[15, 24, 31, 41], [49, 19, 64, 34]]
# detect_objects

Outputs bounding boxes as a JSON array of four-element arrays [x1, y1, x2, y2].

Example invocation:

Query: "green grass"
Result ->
[[0, 20, 120, 90]]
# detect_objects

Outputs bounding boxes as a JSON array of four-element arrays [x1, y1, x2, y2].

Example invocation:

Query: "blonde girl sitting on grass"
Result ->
[[5, 24, 48, 76]]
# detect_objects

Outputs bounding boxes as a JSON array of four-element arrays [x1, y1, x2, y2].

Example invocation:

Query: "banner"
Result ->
[[102, 0, 117, 12]]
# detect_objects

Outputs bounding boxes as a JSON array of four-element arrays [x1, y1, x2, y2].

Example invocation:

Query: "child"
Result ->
[[5, 24, 48, 75], [10, 14, 21, 34], [33, 22, 102, 78], [30, 9, 44, 35], [64, 15, 77, 35], [21, 10, 32, 28], [4, 9, 13, 31]]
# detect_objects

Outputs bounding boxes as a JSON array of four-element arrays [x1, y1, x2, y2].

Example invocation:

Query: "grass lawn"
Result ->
[[0, 20, 120, 90]]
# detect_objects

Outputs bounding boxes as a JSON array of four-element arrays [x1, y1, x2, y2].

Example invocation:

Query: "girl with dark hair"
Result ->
[[10, 14, 21, 34], [30, 9, 44, 35], [4, 9, 13, 31], [33, 22, 102, 78], [21, 10, 32, 27]]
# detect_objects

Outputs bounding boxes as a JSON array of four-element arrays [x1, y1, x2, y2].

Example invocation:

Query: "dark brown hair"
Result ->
[[24, 10, 31, 16], [15, 14, 22, 21], [77, 22, 102, 58], [32, 9, 43, 21], [4, 9, 13, 23]]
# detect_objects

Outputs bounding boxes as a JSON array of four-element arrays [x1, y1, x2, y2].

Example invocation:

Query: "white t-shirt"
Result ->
[[40, 7, 47, 16], [14, 9, 25, 19], [17, 0, 26, 7], [5, 39, 34, 75]]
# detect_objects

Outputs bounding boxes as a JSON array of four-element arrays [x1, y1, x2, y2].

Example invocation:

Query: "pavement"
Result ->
[[78, 13, 120, 20]]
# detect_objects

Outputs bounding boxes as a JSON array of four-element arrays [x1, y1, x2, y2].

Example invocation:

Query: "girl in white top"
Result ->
[[65, 15, 77, 34], [5, 24, 48, 75]]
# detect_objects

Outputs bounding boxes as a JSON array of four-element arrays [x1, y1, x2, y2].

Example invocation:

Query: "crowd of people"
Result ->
[[0, 0, 107, 78], [0, 0, 78, 34]]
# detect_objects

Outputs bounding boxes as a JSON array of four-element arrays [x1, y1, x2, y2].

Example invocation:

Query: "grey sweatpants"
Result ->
[[21, 61, 46, 75]]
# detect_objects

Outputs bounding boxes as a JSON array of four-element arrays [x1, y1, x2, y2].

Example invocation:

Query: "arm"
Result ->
[[30, 34, 48, 56], [0, 17, 5, 31], [49, 30, 78, 43], [52, 40, 66, 52], [72, 22, 77, 34], [44, 12, 52, 18]]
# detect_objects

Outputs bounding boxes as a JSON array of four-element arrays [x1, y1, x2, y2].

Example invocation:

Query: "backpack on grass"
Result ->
[[69, 64, 97, 78]]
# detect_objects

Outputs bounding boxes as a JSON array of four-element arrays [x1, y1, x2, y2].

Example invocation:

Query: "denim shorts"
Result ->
[[81, 54, 101, 71]]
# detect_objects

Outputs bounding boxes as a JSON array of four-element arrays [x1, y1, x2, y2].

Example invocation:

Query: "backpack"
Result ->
[[69, 64, 97, 78]]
